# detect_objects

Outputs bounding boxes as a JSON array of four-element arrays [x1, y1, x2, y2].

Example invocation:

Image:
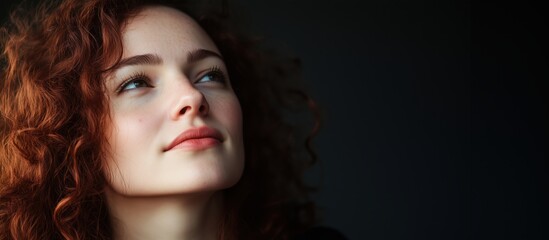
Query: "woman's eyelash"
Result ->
[[116, 72, 152, 94], [115, 67, 226, 94], [197, 66, 227, 84]]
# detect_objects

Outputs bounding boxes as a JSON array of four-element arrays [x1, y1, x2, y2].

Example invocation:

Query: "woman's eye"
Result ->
[[118, 75, 153, 93], [197, 67, 227, 84]]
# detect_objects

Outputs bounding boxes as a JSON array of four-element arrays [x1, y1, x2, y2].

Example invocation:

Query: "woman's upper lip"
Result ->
[[164, 126, 223, 151]]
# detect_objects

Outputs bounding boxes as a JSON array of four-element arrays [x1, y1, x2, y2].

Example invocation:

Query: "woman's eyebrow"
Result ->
[[187, 49, 224, 64], [117, 53, 163, 68], [115, 49, 223, 69]]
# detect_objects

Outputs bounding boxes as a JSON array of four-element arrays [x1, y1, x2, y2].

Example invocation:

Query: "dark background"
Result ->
[[2, 1, 547, 239], [233, 1, 548, 239], [233, 1, 471, 239]]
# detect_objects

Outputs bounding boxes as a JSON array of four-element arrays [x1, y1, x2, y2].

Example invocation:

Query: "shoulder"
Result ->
[[292, 226, 348, 240]]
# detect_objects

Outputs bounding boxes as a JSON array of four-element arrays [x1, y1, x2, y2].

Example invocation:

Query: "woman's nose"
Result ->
[[169, 84, 209, 121]]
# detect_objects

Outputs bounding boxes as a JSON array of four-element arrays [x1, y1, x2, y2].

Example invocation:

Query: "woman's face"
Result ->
[[103, 6, 244, 196]]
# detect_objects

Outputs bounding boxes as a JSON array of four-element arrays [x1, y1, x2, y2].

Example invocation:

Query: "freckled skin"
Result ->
[[103, 6, 244, 197]]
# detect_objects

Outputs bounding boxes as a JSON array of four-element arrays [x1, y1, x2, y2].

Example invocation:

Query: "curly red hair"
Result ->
[[0, 0, 319, 239]]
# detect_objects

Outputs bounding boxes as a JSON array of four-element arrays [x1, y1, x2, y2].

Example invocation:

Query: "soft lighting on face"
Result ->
[[103, 6, 244, 196]]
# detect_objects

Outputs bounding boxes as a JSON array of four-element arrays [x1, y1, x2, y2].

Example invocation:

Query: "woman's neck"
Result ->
[[105, 189, 222, 240]]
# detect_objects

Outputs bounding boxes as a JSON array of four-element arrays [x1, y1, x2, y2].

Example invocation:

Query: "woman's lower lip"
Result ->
[[170, 138, 220, 151]]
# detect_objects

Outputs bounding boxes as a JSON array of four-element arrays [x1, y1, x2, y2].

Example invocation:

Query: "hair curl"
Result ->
[[0, 0, 320, 239]]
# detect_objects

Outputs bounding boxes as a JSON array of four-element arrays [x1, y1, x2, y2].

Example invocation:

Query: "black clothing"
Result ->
[[292, 226, 347, 240]]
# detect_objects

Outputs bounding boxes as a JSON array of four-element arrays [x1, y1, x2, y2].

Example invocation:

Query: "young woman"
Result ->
[[1, 0, 344, 239]]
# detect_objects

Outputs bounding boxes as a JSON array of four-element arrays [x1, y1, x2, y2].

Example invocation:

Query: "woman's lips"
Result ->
[[164, 126, 223, 151]]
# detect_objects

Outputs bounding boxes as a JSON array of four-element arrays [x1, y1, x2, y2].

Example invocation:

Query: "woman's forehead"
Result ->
[[121, 6, 219, 60]]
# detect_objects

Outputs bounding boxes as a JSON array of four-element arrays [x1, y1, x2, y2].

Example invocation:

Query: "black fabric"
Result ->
[[292, 226, 347, 240]]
